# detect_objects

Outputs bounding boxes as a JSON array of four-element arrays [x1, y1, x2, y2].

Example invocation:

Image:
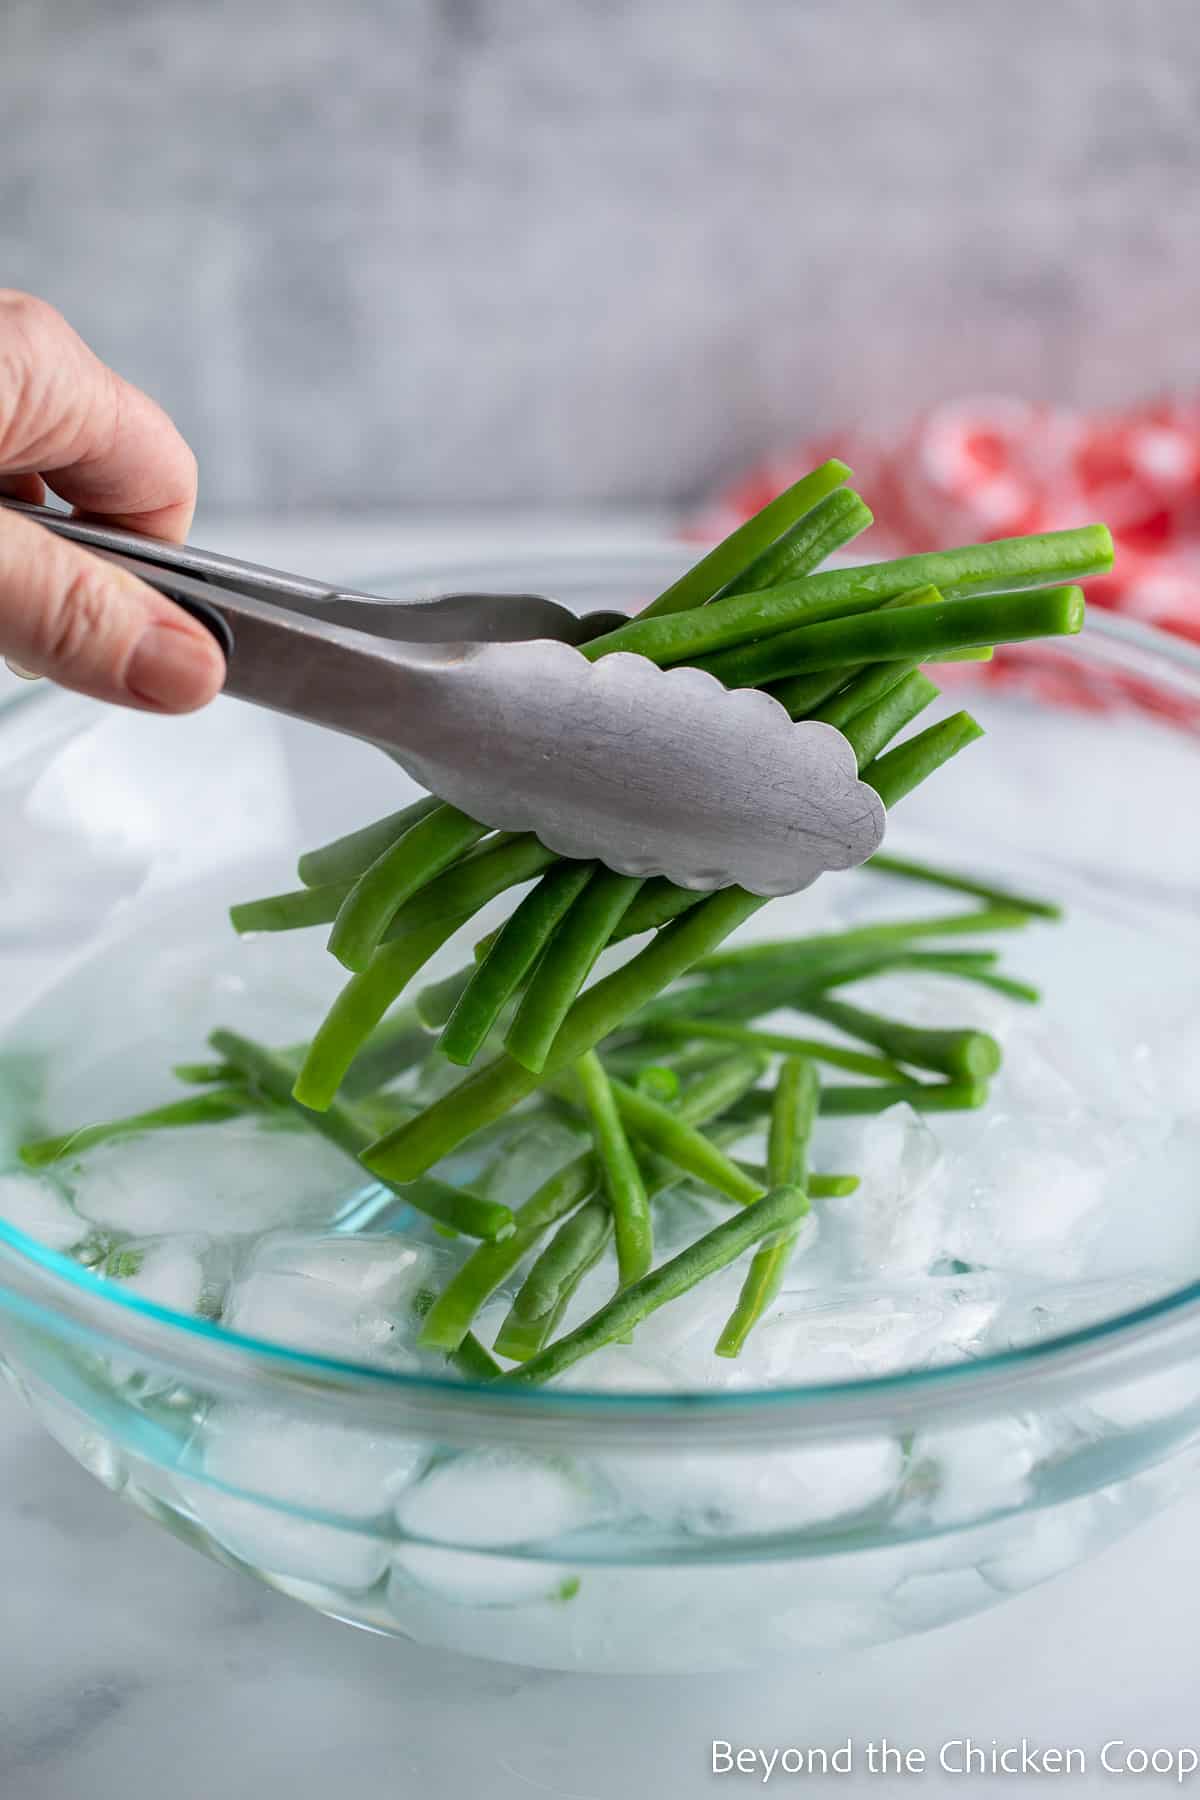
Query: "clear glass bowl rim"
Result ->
[[2, 543, 1199, 1448]]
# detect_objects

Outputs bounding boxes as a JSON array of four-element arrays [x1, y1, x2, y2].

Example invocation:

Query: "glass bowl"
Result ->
[[1, 545, 1199, 1675]]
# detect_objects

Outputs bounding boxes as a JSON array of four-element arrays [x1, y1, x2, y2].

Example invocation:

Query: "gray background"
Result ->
[[3, 0, 1197, 513]]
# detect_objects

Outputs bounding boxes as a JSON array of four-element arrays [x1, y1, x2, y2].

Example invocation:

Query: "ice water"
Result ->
[[2, 820, 1199, 1660]]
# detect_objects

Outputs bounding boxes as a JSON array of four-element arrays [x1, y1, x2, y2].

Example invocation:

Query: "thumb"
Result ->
[[0, 508, 225, 711]]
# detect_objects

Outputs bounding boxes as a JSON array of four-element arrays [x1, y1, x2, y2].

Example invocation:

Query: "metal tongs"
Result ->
[[1, 497, 885, 896]]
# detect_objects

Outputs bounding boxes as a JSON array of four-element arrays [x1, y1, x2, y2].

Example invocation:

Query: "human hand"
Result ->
[[0, 291, 225, 711]]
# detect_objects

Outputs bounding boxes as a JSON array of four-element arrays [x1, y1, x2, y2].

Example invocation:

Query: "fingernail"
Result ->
[[127, 622, 222, 711]]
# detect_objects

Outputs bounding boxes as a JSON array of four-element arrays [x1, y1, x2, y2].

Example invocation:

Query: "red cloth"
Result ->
[[701, 396, 1200, 647]]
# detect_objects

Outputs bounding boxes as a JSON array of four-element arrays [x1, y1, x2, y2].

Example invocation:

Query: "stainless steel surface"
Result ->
[[2, 500, 886, 895]]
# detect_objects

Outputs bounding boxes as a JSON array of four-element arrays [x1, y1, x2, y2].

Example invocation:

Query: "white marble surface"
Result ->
[[2, 518, 1199, 1798]]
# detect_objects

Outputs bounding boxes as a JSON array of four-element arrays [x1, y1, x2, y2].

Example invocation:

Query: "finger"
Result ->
[[0, 472, 46, 503], [0, 507, 225, 712], [0, 290, 198, 542]]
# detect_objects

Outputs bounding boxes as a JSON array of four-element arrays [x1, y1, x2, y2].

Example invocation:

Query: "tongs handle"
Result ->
[[0, 495, 337, 607], [83, 544, 454, 747]]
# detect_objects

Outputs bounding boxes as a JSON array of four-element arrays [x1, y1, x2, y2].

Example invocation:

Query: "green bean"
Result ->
[[816, 948, 1040, 1004], [209, 1028, 374, 1160], [382, 833, 557, 942], [574, 1052, 653, 1285], [338, 1007, 432, 1097], [713, 489, 873, 599], [447, 1332, 503, 1382], [866, 851, 1062, 919], [827, 1080, 988, 1114], [802, 995, 1002, 1082], [646, 1018, 906, 1080], [768, 585, 939, 718], [297, 796, 442, 888], [583, 527, 1110, 669], [415, 966, 475, 1030], [862, 711, 985, 808], [697, 908, 1029, 974], [420, 1155, 601, 1350], [607, 1077, 764, 1206], [607, 878, 707, 943], [329, 806, 489, 972], [841, 671, 941, 770], [633, 1064, 680, 1103], [442, 861, 596, 1068], [392, 1176, 516, 1242], [416, 1054, 764, 1350], [697, 587, 1084, 689], [366, 890, 787, 1178], [230, 884, 349, 935], [505, 869, 644, 1074], [717, 1056, 818, 1357], [735, 1168, 858, 1199], [811, 660, 923, 731], [634, 459, 851, 620], [19, 1088, 262, 1167], [493, 1199, 612, 1362], [410, 1287, 502, 1380], [172, 1060, 240, 1085], [498, 1186, 810, 1386], [293, 921, 457, 1110], [213, 1028, 515, 1240]]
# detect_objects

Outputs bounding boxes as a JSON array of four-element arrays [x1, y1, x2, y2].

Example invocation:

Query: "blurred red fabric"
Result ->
[[701, 396, 1200, 647]]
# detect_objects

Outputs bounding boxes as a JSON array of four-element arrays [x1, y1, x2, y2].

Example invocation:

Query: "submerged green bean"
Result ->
[[646, 1017, 905, 1081], [867, 852, 1062, 919], [493, 1199, 613, 1362], [575, 1052, 653, 1286], [716, 1056, 818, 1357], [803, 994, 1003, 1082], [499, 1186, 810, 1386], [417, 1054, 766, 1350], [20, 1089, 261, 1167]]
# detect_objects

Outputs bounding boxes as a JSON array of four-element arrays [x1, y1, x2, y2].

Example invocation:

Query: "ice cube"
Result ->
[[989, 1274, 1166, 1352], [180, 1404, 425, 1592], [938, 1110, 1124, 1279], [591, 1432, 902, 1539], [903, 1416, 1052, 1527], [392, 1451, 603, 1606], [97, 1233, 229, 1319], [222, 1230, 444, 1368], [822, 1103, 945, 1280], [62, 1117, 362, 1238], [0, 1168, 91, 1255], [473, 1118, 589, 1210], [741, 1277, 1000, 1388]]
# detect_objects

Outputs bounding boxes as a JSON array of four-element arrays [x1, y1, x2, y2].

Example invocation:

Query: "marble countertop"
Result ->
[[2, 516, 1198, 1799]]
